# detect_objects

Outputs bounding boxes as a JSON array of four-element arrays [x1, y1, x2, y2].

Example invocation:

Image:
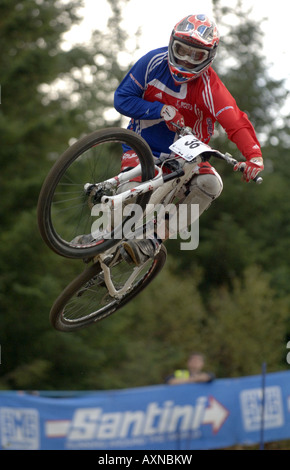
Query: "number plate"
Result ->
[[169, 135, 211, 162]]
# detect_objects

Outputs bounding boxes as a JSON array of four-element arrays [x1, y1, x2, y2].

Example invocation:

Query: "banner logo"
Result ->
[[0, 407, 39, 450]]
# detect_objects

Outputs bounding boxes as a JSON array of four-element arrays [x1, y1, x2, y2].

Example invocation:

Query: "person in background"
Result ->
[[165, 352, 215, 384]]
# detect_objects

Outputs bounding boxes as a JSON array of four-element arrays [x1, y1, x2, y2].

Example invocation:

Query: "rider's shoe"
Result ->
[[120, 237, 162, 266], [70, 233, 95, 245]]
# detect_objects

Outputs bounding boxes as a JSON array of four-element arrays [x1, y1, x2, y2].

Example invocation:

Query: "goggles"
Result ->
[[172, 40, 209, 66]]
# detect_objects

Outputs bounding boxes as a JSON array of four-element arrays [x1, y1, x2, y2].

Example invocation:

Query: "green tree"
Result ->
[[164, 0, 290, 380], [73, 260, 210, 389], [205, 266, 289, 378], [1, 0, 289, 392], [0, 0, 131, 390], [212, 0, 286, 141]]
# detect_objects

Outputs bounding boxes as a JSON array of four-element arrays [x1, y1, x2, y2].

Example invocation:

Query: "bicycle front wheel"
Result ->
[[37, 128, 155, 259], [49, 245, 167, 332]]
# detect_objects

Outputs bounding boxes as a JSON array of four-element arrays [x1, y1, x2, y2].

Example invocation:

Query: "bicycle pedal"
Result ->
[[119, 244, 135, 265]]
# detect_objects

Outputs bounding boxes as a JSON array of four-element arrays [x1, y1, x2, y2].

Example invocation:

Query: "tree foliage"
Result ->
[[0, 0, 132, 390], [1, 0, 290, 391]]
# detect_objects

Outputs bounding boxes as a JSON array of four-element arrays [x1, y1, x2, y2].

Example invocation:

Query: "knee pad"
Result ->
[[190, 173, 223, 200], [181, 173, 223, 219]]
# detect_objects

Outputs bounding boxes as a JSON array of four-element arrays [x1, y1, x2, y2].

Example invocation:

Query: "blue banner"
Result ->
[[0, 370, 290, 450]]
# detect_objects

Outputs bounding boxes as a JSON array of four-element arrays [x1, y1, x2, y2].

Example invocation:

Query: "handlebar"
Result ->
[[213, 151, 263, 185], [174, 124, 263, 184]]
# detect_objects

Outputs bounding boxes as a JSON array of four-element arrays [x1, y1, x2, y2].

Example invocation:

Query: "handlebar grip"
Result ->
[[253, 175, 263, 184], [239, 166, 263, 184], [230, 158, 263, 184]]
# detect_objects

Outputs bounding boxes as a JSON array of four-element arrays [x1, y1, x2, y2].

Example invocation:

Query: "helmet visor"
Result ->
[[172, 40, 209, 68]]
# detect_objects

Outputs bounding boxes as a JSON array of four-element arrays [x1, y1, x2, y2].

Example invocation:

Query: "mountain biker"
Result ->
[[114, 14, 264, 266]]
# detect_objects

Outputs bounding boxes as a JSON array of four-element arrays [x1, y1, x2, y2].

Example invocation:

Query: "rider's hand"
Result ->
[[234, 157, 264, 182], [161, 105, 185, 132]]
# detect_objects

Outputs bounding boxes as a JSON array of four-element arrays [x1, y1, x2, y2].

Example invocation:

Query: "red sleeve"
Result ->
[[204, 70, 262, 160]]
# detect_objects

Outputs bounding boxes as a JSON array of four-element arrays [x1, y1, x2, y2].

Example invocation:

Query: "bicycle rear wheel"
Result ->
[[49, 245, 167, 332], [37, 128, 155, 259]]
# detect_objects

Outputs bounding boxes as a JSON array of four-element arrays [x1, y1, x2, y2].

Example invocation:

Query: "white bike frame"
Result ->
[[83, 130, 262, 300]]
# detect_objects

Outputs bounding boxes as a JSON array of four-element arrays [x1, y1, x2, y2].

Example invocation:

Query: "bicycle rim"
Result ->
[[50, 245, 167, 332], [37, 128, 155, 259]]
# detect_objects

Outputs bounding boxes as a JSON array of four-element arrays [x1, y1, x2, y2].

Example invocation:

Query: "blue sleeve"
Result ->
[[114, 51, 164, 120]]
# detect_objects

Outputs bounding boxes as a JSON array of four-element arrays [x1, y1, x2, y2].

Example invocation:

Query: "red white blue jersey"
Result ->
[[114, 47, 262, 160]]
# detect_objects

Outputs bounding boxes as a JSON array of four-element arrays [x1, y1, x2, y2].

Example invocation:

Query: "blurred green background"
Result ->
[[1, 0, 290, 394]]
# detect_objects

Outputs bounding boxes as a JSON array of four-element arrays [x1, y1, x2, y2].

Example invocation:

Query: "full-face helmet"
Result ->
[[168, 14, 220, 84]]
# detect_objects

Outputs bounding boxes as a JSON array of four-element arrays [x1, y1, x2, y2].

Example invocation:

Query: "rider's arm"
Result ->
[[204, 70, 263, 161], [114, 50, 165, 120]]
